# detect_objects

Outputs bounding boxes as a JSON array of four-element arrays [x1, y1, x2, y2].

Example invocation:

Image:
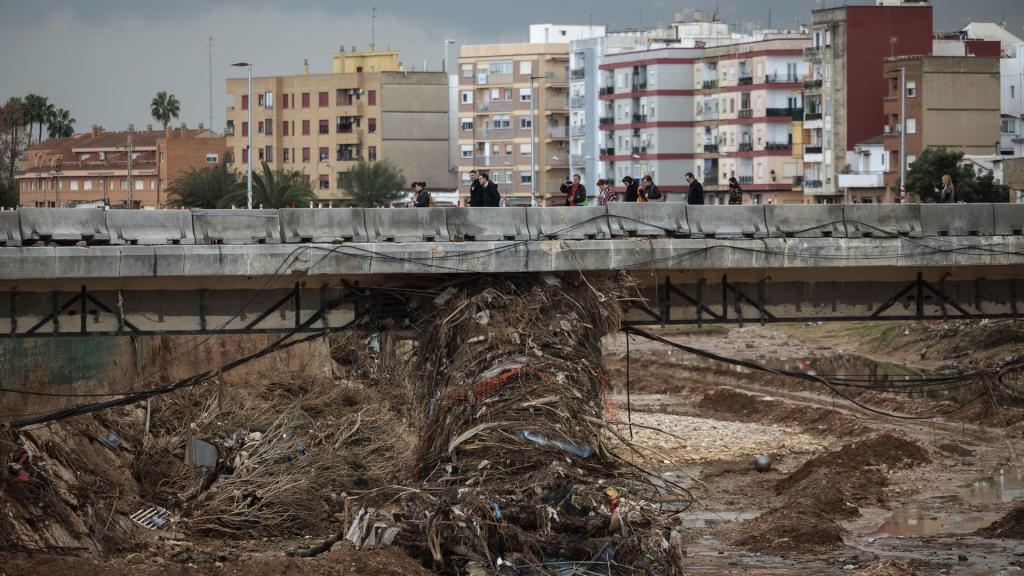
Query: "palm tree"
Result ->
[[166, 162, 241, 208], [38, 100, 55, 143], [22, 93, 44, 146], [150, 91, 181, 129], [220, 162, 316, 208], [47, 108, 76, 138], [338, 160, 407, 207]]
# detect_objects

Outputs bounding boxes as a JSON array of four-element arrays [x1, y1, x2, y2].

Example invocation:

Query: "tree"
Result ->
[[905, 147, 1010, 203], [22, 93, 44, 146], [38, 99, 54, 144], [47, 108, 75, 139], [338, 160, 407, 207], [150, 91, 181, 129], [0, 97, 27, 184], [166, 162, 241, 209], [220, 161, 316, 208]]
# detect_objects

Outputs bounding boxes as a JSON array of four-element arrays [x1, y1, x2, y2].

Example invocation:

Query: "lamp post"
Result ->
[[232, 61, 254, 209], [530, 75, 542, 206], [899, 67, 906, 204]]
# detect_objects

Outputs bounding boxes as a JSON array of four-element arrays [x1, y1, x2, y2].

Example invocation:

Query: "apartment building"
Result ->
[[225, 48, 450, 205], [837, 135, 890, 204], [881, 55, 1001, 192], [457, 41, 572, 206], [597, 47, 701, 198], [694, 37, 809, 204], [16, 124, 225, 208], [802, 2, 933, 202]]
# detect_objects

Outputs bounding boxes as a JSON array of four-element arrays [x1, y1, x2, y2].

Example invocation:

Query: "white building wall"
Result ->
[[530, 24, 606, 44]]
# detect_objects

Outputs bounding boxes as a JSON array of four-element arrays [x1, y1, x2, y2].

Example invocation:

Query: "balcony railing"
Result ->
[[704, 177, 719, 186], [570, 125, 586, 137], [804, 179, 823, 188], [632, 113, 648, 123], [805, 112, 823, 121], [632, 79, 648, 91], [804, 46, 822, 58], [703, 144, 720, 153], [544, 70, 569, 84], [599, 117, 615, 126], [547, 126, 569, 139], [765, 74, 799, 84], [599, 86, 615, 96], [738, 142, 753, 152], [600, 148, 615, 157], [738, 109, 753, 119], [792, 176, 804, 187], [547, 97, 569, 110], [738, 176, 754, 185], [803, 79, 823, 91], [702, 79, 718, 89], [569, 96, 586, 109], [766, 107, 802, 119], [765, 142, 791, 151], [475, 127, 514, 140], [805, 146, 823, 155], [838, 173, 885, 188], [476, 100, 514, 113], [570, 68, 586, 80], [738, 76, 754, 86]]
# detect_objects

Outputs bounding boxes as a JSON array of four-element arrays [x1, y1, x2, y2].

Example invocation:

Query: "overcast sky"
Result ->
[[1, 0, 1022, 133]]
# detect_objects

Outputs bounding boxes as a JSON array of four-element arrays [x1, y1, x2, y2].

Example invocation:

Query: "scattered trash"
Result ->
[[130, 505, 172, 530], [185, 438, 219, 468], [514, 429, 594, 458], [754, 454, 773, 473], [473, 310, 491, 325], [95, 432, 121, 450]]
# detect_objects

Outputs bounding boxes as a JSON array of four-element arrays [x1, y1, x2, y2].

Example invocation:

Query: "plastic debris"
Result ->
[[514, 429, 594, 458], [130, 505, 172, 530]]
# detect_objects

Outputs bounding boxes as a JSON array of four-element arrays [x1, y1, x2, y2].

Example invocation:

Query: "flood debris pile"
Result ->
[[358, 275, 688, 575], [976, 501, 1024, 540], [729, 433, 930, 554]]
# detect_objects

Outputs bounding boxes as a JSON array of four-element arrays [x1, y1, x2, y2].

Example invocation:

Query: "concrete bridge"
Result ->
[[1, 204, 1023, 337]]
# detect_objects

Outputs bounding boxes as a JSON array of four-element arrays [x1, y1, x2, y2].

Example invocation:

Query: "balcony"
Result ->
[[547, 126, 569, 139], [482, 73, 514, 85], [804, 146, 823, 155], [569, 96, 586, 109], [599, 86, 615, 96], [702, 79, 719, 89], [704, 176, 719, 186], [804, 179, 824, 189], [838, 173, 885, 188], [804, 46, 822, 58], [703, 144, 720, 153], [803, 79, 823, 91], [738, 176, 754, 185], [632, 113, 648, 123], [765, 74, 799, 84], [738, 76, 754, 86], [570, 154, 587, 166], [600, 147, 615, 157], [546, 96, 569, 111], [599, 117, 615, 126], [764, 142, 792, 152], [792, 176, 804, 188], [738, 109, 753, 119], [476, 100, 514, 113], [570, 68, 586, 80], [738, 142, 753, 152], [805, 112, 823, 121], [570, 125, 586, 137], [475, 127, 514, 140], [632, 78, 648, 91], [766, 107, 802, 119]]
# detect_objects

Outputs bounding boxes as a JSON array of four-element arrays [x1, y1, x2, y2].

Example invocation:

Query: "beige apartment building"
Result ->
[[457, 43, 571, 206], [16, 125, 225, 208], [225, 49, 450, 205]]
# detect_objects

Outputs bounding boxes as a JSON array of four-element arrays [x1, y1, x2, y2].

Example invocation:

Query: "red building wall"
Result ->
[[966, 40, 1001, 58], [845, 6, 933, 150]]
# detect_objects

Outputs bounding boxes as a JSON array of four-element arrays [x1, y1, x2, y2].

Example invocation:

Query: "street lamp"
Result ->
[[232, 61, 253, 209], [442, 39, 456, 73], [530, 75, 543, 207]]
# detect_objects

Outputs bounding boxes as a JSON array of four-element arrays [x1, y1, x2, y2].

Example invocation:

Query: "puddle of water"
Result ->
[[874, 463, 1024, 536], [673, 511, 761, 528]]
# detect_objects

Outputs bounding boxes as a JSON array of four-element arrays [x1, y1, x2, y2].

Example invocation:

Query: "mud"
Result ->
[[976, 501, 1024, 539]]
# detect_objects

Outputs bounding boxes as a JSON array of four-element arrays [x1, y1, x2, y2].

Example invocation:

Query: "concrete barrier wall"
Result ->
[[0, 205, 1020, 246]]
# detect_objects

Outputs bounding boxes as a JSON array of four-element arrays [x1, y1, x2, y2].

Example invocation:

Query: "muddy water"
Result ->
[[873, 463, 1024, 537]]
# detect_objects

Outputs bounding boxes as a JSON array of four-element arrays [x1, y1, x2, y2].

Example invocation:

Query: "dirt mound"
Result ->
[[697, 388, 767, 415], [855, 560, 921, 576], [777, 433, 929, 495], [937, 443, 975, 458], [976, 502, 1024, 539], [727, 507, 844, 554]]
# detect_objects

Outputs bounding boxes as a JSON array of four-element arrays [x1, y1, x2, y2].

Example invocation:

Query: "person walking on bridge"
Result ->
[[936, 174, 955, 204], [412, 181, 432, 208], [727, 177, 743, 205], [468, 170, 483, 207], [621, 176, 641, 202], [640, 175, 664, 202], [685, 172, 705, 205], [478, 172, 501, 207], [560, 174, 587, 206], [596, 179, 618, 205]]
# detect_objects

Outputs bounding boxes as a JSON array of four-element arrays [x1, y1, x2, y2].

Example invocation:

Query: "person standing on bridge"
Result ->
[[596, 179, 618, 205], [560, 174, 587, 206], [727, 177, 743, 205], [936, 174, 955, 204], [640, 175, 664, 202], [686, 172, 705, 205], [467, 170, 484, 207], [412, 182, 432, 208], [479, 172, 501, 207], [621, 176, 640, 202]]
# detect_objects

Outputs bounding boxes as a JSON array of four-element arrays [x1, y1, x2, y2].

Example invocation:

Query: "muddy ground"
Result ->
[[2, 319, 1023, 575]]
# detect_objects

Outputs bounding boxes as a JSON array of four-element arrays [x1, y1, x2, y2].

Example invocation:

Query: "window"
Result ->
[[242, 121, 249, 137], [242, 94, 249, 110], [367, 90, 376, 106], [283, 94, 289, 109], [461, 172, 472, 184], [461, 64, 473, 78], [520, 172, 532, 184], [241, 148, 248, 164], [519, 61, 532, 75], [520, 87, 532, 102], [205, 153, 219, 164], [319, 175, 330, 190], [283, 148, 290, 162], [1002, 118, 1017, 134], [302, 147, 311, 163], [303, 175, 311, 186], [907, 154, 916, 168], [135, 179, 144, 191], [266, 145, 273, 162], [505, 172, 513, 184], [461, 118, 473, 131], [461, 91, 473, 104], [283, 121, 289, 136], [120, 178, 129, 189], [319, 147, 329, 162], [368, 118, 377, 133], [519, 143, 532, 156], [68, 179, 77, 191], [319, 91, 328, 107], [461, 145, 473, 158], [519, 117, 532, 130], [264, 92, 273, 108], [265, 119, 273, 135], [1013, 85, 1017, 99], [258, 147, 265, 161], [492, 115, 511, 129], [906, 81, 917, 98], [258, 120, 264, 134], [83, 180, 92, 191], [368, 145, 377, 161], [302, 92, 310, 108], [319, 119, 329, 135], [489, 60, 513, 75], [907, 118, 917, 134], [302, 120, 310, 135], [505, 144, 512, 156]]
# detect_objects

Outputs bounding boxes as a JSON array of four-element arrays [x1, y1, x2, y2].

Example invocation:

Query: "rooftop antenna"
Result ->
[[205, 36, 214, 132], [370, 7, 377, 51], [768, 7, 772, 29]]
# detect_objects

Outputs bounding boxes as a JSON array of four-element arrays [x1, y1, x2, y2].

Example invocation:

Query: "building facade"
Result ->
[[802, 2, 933, 202], [881, 55, 1001, 192], [694, 37, 809, 204], [837, 135, 889, 203], [16, 125, 225, 208], [1000, 42, 1024, 156], [597, 47, 701, 199], [225, 50, 450, 205], [457, 42, 571, 206]]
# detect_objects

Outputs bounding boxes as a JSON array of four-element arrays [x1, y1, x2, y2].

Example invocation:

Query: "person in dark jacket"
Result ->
[[936, 174, 955, 204], [727, 177, 743, 205], [685, 172, 705, 205], [412, 181, 431, 208], [479, 172, 501, 207], [641, 175, 663, 202], [468, 170, 483, 207], [621, 176, 640, 202], [560, 174, 587, 206]]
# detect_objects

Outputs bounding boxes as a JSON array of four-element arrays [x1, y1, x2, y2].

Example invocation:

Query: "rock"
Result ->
[[126, 553, 145, 565]]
